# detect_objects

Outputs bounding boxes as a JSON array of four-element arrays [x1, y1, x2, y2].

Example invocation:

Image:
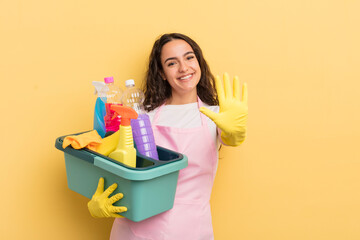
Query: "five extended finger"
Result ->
[[233, 76, 240, 101], [242, 82, 248, 104], [199, 107, 219, 123], [215, 75, 225, 103], [223, 72, 232, 100], [103, 183, 118, 198], [94, 177, 105, 196], [109, 193, 124, 205], [111, 206, 128, 213]]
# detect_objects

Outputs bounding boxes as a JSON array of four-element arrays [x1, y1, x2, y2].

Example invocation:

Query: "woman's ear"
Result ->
[[160, 72, 166, 81]]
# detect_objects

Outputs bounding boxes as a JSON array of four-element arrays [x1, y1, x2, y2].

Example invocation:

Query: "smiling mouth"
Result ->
[[178, 74, 193, 80]]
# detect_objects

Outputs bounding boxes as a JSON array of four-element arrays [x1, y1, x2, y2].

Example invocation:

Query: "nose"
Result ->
[[178, 61, 189, 73]]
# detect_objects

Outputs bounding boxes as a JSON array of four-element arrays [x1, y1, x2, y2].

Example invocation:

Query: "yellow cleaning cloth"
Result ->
[[62, 130, 102, 151], [95, 130, 120, 156]]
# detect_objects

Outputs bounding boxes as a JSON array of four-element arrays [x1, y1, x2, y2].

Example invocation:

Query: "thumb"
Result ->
[[199, 107, 219, 123], [93, 177, 105, 197]]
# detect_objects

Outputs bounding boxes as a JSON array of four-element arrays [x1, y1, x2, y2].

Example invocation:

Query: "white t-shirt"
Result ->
[[146, 102, 220, 147]]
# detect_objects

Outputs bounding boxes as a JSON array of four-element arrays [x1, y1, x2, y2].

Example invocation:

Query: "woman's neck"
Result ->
[[166, 91, 197, 105]]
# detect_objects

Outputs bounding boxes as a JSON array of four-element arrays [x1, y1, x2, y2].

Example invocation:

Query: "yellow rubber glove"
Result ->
[[87, 177, 127, 218], [200, 72, 248, 146]]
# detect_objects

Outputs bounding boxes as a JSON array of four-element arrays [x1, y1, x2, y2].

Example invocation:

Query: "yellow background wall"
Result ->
[[1, 0, 359, 239]]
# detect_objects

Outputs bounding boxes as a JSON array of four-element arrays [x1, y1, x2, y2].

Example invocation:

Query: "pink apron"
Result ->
[[110, 98, 218, 240]]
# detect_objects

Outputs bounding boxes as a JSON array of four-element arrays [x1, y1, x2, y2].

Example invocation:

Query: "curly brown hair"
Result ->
[[142, 33, 218, 111]]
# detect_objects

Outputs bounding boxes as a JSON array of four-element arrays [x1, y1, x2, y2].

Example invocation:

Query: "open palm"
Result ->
[[200, 73, 248, 146]]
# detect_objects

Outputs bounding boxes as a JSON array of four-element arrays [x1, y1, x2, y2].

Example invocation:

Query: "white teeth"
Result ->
[[180, 74, 192, 80]]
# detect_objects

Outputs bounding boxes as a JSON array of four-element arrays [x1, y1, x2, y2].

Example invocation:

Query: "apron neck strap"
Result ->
[[152, 101, 166, 125], [197, 97, 208, 127]]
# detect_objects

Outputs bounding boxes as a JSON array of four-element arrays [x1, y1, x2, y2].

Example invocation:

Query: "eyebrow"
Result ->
[[164, 51, 195, 64]]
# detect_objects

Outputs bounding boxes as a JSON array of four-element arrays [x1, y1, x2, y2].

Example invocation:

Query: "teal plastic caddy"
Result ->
[[55, 132, 188, 222]]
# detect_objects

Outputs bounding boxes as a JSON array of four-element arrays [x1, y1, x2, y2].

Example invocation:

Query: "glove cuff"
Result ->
[[220, 130, 246, 147]]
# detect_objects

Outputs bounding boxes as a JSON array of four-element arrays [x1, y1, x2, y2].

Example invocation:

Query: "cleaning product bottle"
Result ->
[[122, 79, 159, 159], [103, 76, 123, 134], [108, 105, 138, 168], [92, 81, 107, 138]]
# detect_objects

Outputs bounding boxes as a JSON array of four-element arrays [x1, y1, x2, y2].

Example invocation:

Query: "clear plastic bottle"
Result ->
[[122, 79, 159, 159], [103, 76, 123, 133]]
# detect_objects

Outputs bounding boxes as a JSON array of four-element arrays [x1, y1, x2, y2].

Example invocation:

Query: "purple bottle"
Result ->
[[122, 79, 159, 160]]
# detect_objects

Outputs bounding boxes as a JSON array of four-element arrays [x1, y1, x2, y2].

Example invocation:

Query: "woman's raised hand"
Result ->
[[200, 72, 248, 146]]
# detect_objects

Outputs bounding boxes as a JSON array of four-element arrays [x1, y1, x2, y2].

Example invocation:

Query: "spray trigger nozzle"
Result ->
[[110, 105, 138, 126]]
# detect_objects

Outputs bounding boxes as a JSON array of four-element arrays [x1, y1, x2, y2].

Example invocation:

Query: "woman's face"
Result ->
[[160, 39, 201, 98]]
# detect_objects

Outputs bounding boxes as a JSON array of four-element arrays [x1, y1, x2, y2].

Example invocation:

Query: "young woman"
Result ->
[[88, 33, 248, 240]]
